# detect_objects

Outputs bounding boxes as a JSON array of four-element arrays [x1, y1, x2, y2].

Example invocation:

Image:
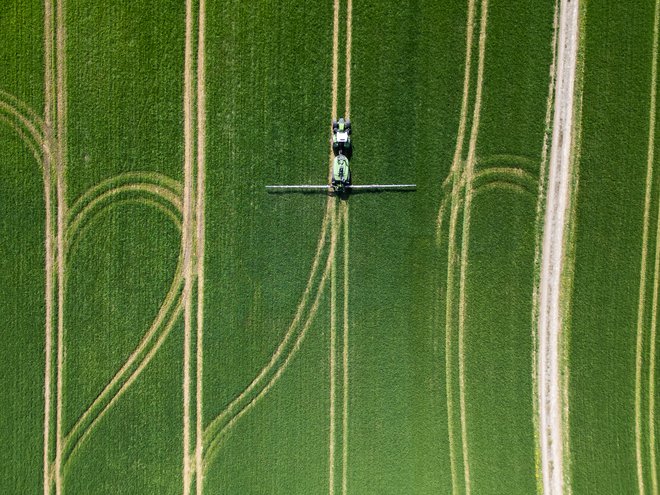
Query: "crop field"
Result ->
[[0, 0, 658, 494]]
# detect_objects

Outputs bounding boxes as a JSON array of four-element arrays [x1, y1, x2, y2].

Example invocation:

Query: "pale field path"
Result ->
[[202, 0, 342, 482], [537, 0, 580, 493], [200, 128, 335, 475], [531, 1, 560, 489], [0, 88, 46, 127], [63, 301, 184, 468], [67, 184, 182, 238], [55, 0, 68, 488]]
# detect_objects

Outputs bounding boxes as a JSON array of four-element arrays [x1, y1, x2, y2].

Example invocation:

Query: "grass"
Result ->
[[568, 1, 660, 493]]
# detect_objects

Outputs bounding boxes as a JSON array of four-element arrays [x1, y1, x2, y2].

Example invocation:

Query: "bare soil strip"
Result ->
[[537, 1, 580, 493], [456, 2, 489, 493], [195, 0, 207, 491], [182, 0, 196, 491], [635, 1, 660, 493], [532, 2, 560, 489]]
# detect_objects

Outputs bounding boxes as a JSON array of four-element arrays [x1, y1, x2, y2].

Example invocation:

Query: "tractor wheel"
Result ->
[[332, 120, 338, 131], [345, 119, 351, 131]]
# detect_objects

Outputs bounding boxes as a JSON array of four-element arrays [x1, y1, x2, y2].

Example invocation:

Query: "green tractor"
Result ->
[[331, 118, 352, 193], [266, 117, 415, 194]]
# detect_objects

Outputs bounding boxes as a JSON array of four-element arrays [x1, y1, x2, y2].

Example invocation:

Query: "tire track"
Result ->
[[202, 218, 337, 472], [42, 0, 56, 489], [60, 180, 184, 467], [340, 2, 352, 493], [344, 0, 352, 119], [42, 0, 68, 490], [648, 180, 660, 495], [328, 0, 339, 489], [182, 0, 197, 491], [62, 297, 184, 469], [341, 200, 349, 495], [437, 165, 537, 244], [0, 95, 48, 160], [456, 2, 489, 492], [636, 1, 660, 493], [202, 0, 342, 479], [332, 1, 351, 492], [66, 183, 182, 252], [442, 1, 477, 491], [0, 89, 53, 493], [0, 88, 46, 127], [195, 0, 207, 492], [329, 205, 338, 495], [0, 114, 44, 167], [201, 201, 334, 465]]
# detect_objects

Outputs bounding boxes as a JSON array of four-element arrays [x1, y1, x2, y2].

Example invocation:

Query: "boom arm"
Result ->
[[266, 185, 332, 191], [266, 184, 416, 192], [346, 184, 416, 190]]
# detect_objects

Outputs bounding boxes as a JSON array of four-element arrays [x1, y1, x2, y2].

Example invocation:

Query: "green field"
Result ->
[[0, 0, 658, 494]]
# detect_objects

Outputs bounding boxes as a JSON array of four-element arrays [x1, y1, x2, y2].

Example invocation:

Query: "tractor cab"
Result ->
[[332, 154, 351, 193], [332, 117, 352, 157]]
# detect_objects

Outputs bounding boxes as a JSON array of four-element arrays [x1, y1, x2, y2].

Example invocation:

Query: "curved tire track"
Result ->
[[60, 175, 184, 469]]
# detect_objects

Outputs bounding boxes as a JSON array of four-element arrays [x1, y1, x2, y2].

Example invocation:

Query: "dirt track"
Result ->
[[537, 1, 580, 493]]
